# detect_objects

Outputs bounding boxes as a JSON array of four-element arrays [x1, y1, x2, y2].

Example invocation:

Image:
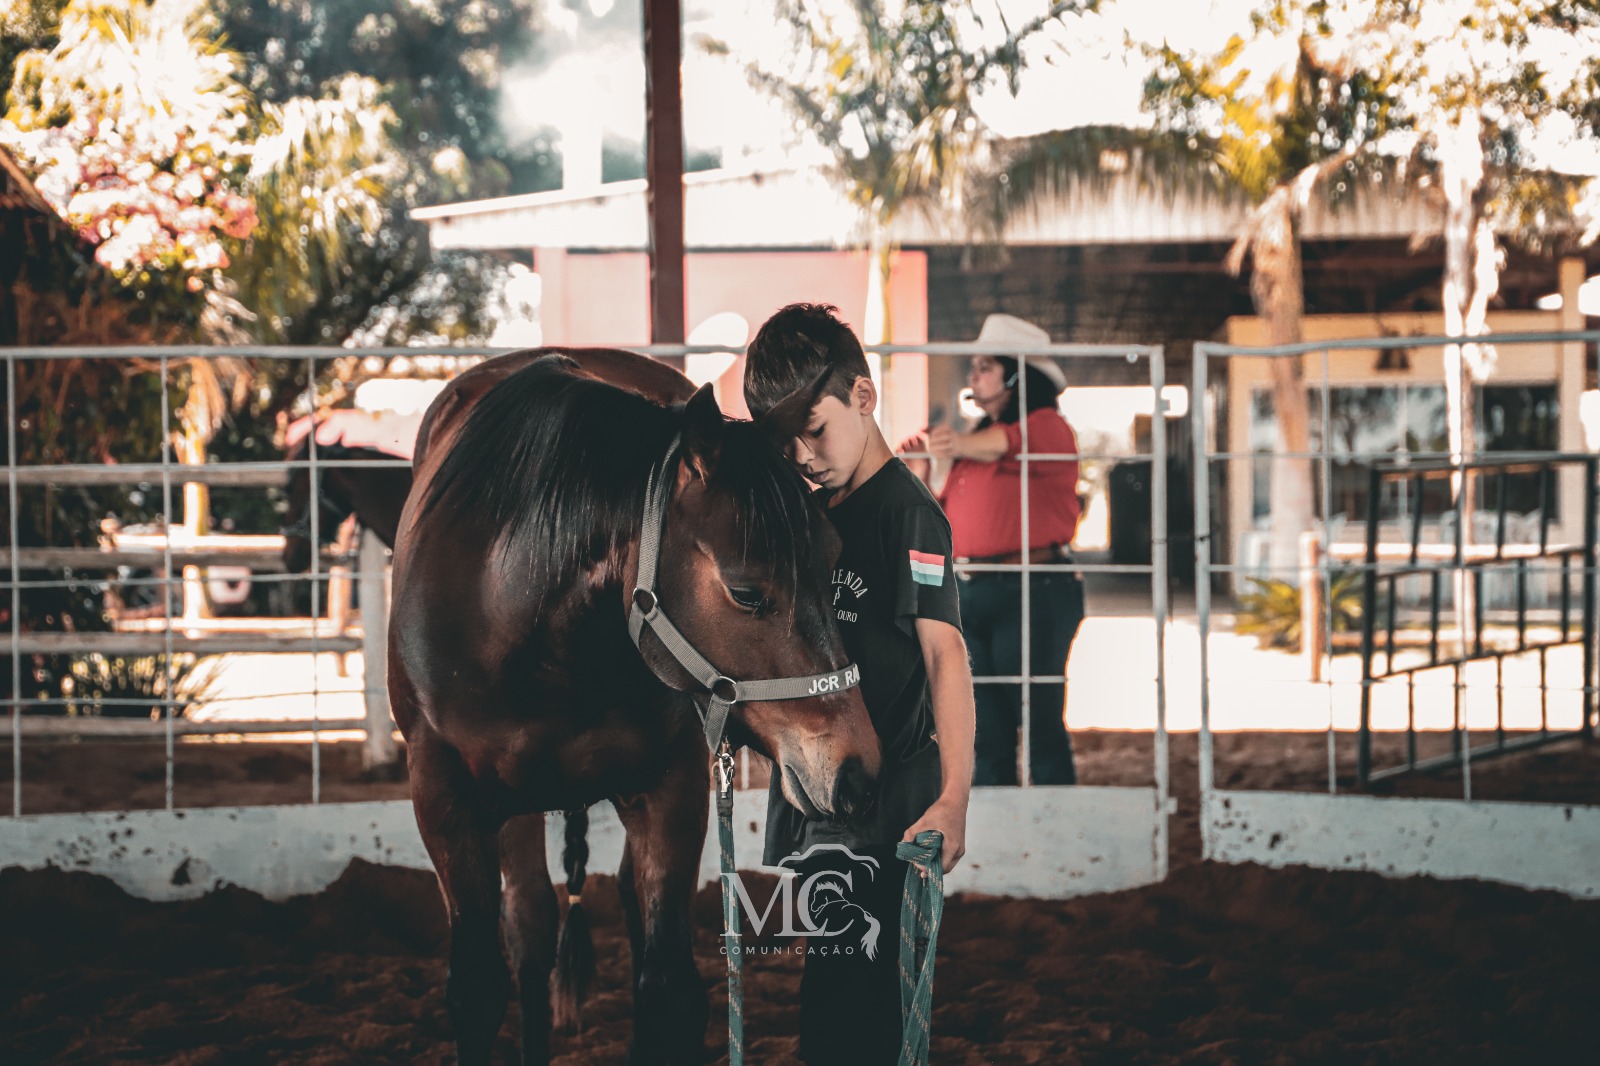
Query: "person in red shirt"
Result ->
[[903, 314, 1083, 786]]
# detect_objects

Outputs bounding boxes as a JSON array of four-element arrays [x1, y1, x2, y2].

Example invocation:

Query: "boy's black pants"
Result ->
[[796, 844, 912, 1065]]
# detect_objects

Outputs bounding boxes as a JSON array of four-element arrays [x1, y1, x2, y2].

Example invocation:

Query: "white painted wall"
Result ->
[[0, 787, 1164, 904], [1205, 790, 1600, 899]]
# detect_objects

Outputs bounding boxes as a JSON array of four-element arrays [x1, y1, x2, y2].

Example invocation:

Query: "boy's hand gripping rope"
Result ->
[[896, 831, 944, 1066]]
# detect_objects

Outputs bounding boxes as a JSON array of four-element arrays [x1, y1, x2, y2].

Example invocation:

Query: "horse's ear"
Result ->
[[680, 383, 723, 481], [756, 366, 833, 446]]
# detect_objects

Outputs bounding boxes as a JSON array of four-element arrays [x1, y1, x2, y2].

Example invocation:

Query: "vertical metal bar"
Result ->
[[1192, 347, 1215, 802], [1358, 464, 1381, 788], [7, 355, 21, 817], [1318, 347, 1335, 795], [1429, 569, 1442, 666], [160, 353, 175, 811], [643, 0, 687, 355], [1312, 348, 1337, 787], [1494, 653, 1506, 753], [1149, 347, 1170, 875], [1453, 464, 1466, 569], [1537, 463, 1551, 554], [1539, 647, 1549, 736], [1456, 659, 1471, 801], [1409, 472, 1425, 566], [1016, 347, 1032, 789], [1385, 574, 1397, 666], [307, 353, 322, 804], [1585, 457, 1598, 735], [1516, 559, 1527, 651], [1561, 554, 1572, 643], [1406, 671, 1417, 771], [1494, 470, 1508, 559], [1472, 568, 1484, 659]]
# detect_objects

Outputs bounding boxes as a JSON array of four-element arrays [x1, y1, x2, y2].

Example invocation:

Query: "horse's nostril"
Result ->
[[831, 755, 877, 820]]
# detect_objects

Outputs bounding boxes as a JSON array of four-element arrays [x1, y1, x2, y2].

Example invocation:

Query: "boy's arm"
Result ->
[[903, 617, 975, 874]]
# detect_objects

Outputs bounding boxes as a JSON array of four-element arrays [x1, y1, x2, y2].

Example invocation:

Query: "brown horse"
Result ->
[[389, 348, 882, 1065], [281, 349, 693, 573]]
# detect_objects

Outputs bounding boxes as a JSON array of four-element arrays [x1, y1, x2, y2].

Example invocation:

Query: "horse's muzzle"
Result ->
[[829, 755, 878, 822]]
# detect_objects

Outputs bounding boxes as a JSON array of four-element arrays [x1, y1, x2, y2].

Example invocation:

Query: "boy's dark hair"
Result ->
[[744, 303, 872, 418]]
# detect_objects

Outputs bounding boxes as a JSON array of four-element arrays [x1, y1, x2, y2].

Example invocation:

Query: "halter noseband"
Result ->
[[627, 436, 862, 765]]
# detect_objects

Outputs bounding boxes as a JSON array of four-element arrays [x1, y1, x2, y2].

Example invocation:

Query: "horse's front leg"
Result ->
[[613, 735, 711, 1066], [410, 733, 511, 1066]]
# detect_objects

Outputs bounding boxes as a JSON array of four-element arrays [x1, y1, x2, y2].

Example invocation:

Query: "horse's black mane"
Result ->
[[711, 409, 821, 603], [422, 357, 819, 603]]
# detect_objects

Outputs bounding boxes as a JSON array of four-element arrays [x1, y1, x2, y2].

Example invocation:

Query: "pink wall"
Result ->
[[533, 248, 929, 431]]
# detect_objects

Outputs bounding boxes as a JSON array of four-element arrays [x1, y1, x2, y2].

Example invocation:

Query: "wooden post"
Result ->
[[644, 0, 686, 363], [326, 516, 358, 677], [1301, 530, 1325, 682], [358, 529, 397, 769]]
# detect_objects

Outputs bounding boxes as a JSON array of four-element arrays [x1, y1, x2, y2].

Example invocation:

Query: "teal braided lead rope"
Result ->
[[895, 830, 945, 1066], [717, 747, 744, 1066]]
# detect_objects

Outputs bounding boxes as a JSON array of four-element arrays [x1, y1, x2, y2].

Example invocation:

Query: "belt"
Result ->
[[956, 544, 1070, 566]]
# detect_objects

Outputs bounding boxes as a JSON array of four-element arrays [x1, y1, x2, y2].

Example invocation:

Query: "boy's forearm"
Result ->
[[925, 635, 975, 802]]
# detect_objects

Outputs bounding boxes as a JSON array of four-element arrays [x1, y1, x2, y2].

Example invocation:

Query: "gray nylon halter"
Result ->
[[626, 435, 863, 759]]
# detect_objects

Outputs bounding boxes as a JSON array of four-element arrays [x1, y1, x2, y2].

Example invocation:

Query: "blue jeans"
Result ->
[[959, 570, 1084, 786]]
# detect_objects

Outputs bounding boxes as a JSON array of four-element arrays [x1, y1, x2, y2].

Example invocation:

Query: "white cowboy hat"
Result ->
[[975, 313, 1066, 392]]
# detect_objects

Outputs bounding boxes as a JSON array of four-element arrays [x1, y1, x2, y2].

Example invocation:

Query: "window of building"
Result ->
[[1249, 383, 1560, 525]]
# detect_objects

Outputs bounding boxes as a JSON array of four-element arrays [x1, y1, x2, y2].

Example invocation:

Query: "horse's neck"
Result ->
[[344, 469, 409, 548]]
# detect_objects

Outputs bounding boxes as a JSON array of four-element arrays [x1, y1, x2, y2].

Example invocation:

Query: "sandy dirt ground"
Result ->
[[3, 732, 1597, 1063], [3, 853, 1595, 1065]]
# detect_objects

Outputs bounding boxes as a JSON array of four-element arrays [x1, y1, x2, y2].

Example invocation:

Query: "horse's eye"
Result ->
[[728, 586, 770, 615]]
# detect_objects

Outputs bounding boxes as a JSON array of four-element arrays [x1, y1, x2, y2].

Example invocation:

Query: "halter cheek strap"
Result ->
[[626, 435, 862, 755]]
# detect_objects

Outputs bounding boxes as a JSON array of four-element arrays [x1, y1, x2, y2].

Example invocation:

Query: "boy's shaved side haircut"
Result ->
[[744, 303, 873, 418]]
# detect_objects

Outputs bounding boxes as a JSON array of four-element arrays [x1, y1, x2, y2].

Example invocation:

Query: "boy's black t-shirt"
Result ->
[[762, 458, 963, 865]]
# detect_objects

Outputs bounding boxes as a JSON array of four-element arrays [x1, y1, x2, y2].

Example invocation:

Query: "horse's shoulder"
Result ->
[[416, 347, 691, 467]]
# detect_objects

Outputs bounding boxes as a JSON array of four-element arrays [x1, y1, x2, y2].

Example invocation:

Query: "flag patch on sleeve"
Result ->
[[908, 550, 946, 586]]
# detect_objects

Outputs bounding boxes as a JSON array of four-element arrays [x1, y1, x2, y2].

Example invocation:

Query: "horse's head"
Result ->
[[639, 385, 881, 822], [280, 438, 354, 573]]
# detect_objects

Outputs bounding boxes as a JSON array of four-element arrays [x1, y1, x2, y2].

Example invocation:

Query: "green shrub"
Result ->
[[1235, 571, 1366, 651], [57, 653, 219, 719]]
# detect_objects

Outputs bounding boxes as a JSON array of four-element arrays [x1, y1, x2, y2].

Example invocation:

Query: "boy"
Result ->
[[744, 303, 976, 1065]]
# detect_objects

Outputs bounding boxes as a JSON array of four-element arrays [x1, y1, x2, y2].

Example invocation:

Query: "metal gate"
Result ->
[[1192, 331, 1600, 898], [3, 341, 1175, 902]]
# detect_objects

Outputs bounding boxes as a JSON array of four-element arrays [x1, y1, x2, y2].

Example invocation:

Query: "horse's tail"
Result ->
[[551, 806, 595, 1033]]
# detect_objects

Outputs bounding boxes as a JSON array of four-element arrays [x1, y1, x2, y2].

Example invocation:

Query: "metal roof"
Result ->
[[412, 164, 1461, 252]]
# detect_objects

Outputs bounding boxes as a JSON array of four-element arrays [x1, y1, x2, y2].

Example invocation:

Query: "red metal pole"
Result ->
[[644, 0, 686, 360]]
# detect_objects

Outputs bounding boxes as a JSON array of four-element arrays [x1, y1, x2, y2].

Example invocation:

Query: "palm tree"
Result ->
[[4, 0, 411, 615], [751, 0, 1088, 434], [233, 78, 402, 341], [972, 7, 1397, 576], [1355, 0, 1600, 503]]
